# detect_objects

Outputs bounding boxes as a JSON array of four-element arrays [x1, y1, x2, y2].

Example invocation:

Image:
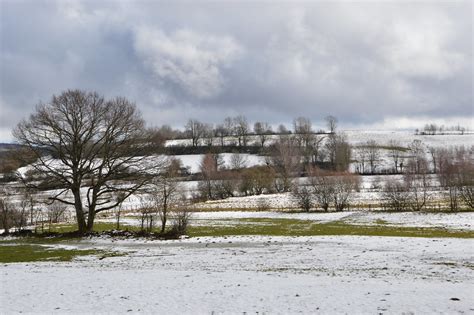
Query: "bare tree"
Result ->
[[277, 124, 290, 140], [46, 202, 67, 229], [114, 192, 126, 230], [428, 146, 438, 173], [365, 140, 381, 174], [293, 117, 312, 147], [223, 117, 235, 136], [198, 153, 220, 200], [268, 137, 300, 192], [388, 140, 403, 173], [332, 173, 360, 211], [356, 147, 368, 174], [138, 197, 156, 232], [308, 168, 359, 211], [170, 198, 193, 236], [239, 167, 275, 196], [230, 153, 248, 170], [203, 123, 214, 146], [254, 121, 272, 147], [13, 90, 162, 234], [292, 185, 312, 212], [382, 178, 410, 211], [308, 169, 333, 211], [308, 134, 325, 165], [151, 158, 181, 233], [325, 115, 338, 134], [437, 145, 474, 210], [0, 191, 13, 234], [234, 115, 249, 146], [215, 124, 227, 147], [185, 119, 206, 147], [325, 133, 352, 171], [13, 191, 30, 231], [408, 140, 426, 174], [404, 157, 431, 211]]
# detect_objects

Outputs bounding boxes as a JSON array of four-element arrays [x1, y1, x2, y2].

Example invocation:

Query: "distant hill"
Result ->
[[0, 143, 22, 152]]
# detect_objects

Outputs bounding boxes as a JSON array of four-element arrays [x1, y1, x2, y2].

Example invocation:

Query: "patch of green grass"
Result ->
[[187, 218, 474, 238], [0, 244, 102, 263], [34, 222, 149, 234], [374, 219, 389, 225]]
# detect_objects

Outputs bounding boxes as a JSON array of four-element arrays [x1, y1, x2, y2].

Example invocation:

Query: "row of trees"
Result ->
[[183, 115, 338, 147], [4, 89, 473, 234], [0, 188, 68, 234], [416, 123, 468, 136]]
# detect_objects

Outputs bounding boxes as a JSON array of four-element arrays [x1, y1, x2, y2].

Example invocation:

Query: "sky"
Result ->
[[0, 0, 472, 142]]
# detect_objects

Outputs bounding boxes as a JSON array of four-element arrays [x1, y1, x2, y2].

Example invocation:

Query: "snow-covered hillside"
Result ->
[[166, 130, 474, 149]]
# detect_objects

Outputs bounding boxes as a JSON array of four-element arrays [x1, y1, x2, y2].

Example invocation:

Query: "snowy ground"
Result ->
[[2, 235, 473, 314], [165, 130, 474, 148], [104, 210, 474, 231]]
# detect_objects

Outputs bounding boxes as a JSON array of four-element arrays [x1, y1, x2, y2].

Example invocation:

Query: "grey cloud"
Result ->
[[0, 0, 472, 141]]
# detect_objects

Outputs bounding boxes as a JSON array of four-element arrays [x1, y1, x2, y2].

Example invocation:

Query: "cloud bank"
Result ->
[[0, 0, 472, 141]]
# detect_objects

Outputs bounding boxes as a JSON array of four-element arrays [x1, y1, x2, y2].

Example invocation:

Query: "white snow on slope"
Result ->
[[2, 236, 473, 314]]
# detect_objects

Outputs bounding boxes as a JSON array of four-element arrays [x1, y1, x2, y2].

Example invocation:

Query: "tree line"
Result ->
[[0, 90, 472, 235]]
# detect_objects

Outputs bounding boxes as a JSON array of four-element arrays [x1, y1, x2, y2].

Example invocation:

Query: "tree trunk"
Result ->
[[86, 208, 95, 233], [73, 188, 87, 234], [161, 216, 167, 234]]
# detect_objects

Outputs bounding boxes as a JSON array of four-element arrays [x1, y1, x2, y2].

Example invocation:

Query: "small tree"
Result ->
[[254, 121, 272, 147], [199, 153, 220, 200], [365, 140, 381, 174], [185, 119, 206, 147], [308, 168, 333, 211], [152, 158, 181, 233], [0, 192, 13, 234], [325, 133, 352, 171], [230, 153, 248, 170], [332, 173, 359, 211], [170, 199, 193, 236], [234, 115, 249, 146], [46, 202, 67, 229], [268, 137, 300, 192], [292, 185, 312, 212], [388, 140, 403, 173], [293, 117, 312, 148], [138, 197, 155, 232], [404, 157, 431, 211], [382, 178, 410, 211], [114, 192, 127, 230], [325, 115, 338, 134]]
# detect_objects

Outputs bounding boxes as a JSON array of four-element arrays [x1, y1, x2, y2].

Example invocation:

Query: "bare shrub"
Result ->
[[151, 159, 181, 233], [268, 137, 300, 192], [308, 169, 333, 211], [292, 185, 312, 212], [0, 193, 13, 234], [46, 202, 67, 229], [138, 197, 156, 232], [256, 198, 270, 212], [332, 174, 360, 211], [170, 202, 193, 236], [404, 157, 431, 211], [308, 168, 359, 211], [383, 178, 410, 211]]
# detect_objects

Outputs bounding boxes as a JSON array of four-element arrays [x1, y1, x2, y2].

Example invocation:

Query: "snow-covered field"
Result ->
[[170, 153, 267, 173], [187, 210, 474, 231], [2, 235, 473, 314], [165, 130, 474, 149], [99, 210, 474, 231]]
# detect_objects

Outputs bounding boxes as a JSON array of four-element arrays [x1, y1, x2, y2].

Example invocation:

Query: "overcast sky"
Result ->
[[1, 0, 472, 142]]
